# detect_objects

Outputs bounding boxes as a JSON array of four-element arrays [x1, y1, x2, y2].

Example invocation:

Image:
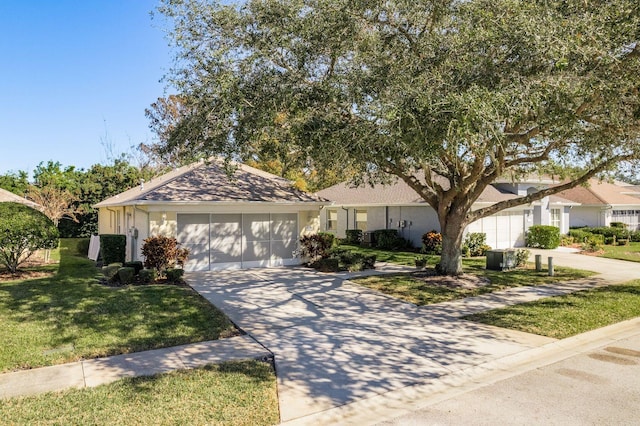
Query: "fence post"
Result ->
[[535, 254, 542, 272], [548, 257, 554, 276]]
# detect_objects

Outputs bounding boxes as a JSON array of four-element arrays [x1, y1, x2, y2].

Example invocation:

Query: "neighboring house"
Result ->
[[316, 176, 577, 250], [0, 187, 40, 210], [557, 179, 640, 230], [94, 159, 328, 271]]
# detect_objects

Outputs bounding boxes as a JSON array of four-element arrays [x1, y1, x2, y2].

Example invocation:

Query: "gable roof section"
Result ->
[[94, 159, 328, 207], [317, 177, 522, 205], [0, 188, 40, 209], [557, 179, 640, 206]]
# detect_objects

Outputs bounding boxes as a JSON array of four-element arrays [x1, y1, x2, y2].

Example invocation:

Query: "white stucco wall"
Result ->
[[570, 206, 605, 228]]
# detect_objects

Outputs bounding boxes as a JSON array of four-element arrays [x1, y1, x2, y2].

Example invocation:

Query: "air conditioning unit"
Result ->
[[362, 231, 375, 247], [486, 249, 517, 271]]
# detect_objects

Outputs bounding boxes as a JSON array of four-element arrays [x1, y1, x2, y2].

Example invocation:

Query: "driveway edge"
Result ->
[[281, 316, 640, 425]]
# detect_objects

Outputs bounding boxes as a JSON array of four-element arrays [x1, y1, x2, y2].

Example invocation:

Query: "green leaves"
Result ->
[[0, 202, 59, 273]]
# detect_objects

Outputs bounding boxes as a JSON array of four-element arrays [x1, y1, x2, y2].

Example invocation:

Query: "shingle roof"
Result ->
[[316, 177, 521, 205], [94, 159, 328, 207], [0, 188, 40, 209], [557, 179, 640, 206]]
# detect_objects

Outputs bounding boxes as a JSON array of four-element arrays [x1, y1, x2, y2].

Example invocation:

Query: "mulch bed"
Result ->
[[0, 259, 57, 282], [411, 269, 491, 290]]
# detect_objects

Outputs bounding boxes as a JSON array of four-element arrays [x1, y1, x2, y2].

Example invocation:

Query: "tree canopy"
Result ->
[[158, 0, 640, 274]]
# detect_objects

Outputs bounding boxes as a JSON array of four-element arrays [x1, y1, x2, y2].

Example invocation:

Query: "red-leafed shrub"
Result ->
[[141, 235, 189, 276], [421, 230, 442, 254]]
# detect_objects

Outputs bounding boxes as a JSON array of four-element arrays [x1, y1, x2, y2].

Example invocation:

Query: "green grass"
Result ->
[[347, 246, 595, 305], [0, 360, 279, 426], [337, 244, 422, 266], [599, 241, 640, 263], [465, 280, 640, 338], [0, 239, 237, 372]]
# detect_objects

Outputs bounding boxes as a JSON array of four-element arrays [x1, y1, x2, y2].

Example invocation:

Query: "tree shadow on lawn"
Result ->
[[0, 248, 237, 371]]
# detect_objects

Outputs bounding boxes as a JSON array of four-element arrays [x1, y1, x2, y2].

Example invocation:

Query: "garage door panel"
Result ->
[[271, 239, 297, 260], [211, 214, 242, 264], [243, 214, 270, 242], [177, 214, 211, 271], [271, 213, 297, 240], [243, 241, 270, 262]]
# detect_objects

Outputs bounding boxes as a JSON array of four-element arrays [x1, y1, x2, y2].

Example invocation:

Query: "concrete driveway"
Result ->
[[188, 265, 553, 422]]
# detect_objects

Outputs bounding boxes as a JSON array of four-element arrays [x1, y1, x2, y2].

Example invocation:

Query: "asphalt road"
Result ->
[[378, 332, 640, 425]]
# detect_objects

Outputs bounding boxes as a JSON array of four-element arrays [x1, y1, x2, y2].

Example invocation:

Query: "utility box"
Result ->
[[362, 231, 375, 247], [486, 249, 517, 271]]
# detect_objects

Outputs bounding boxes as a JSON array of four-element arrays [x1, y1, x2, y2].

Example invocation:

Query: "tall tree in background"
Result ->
[[159, 0, 640, 275], [0, 170, 29, 196]]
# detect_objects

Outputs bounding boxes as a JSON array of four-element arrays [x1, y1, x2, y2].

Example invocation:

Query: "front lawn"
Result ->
[[0, 360, 279, 426], [346, 245, 595, 305], [464, 280, 640, 338], [599, 241, 640, 263], [0, 239, 237, 372]]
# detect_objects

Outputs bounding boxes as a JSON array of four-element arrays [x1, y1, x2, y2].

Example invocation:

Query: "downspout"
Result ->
[[385, 206, 389, 230], [341, 206, 349, 235]]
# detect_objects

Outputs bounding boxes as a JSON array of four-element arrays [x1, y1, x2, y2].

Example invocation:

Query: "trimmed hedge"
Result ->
[[345, 229, 363, 245], [526, 225, 560, 249], [372, 229, 411, 250], [100, 234, 126, 265]]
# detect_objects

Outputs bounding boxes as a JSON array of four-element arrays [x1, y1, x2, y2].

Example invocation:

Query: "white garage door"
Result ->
[[177, 213, 299, 271], [467, 212, 525, 249]]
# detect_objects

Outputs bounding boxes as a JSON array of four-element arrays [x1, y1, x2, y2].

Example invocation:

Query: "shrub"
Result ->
[[515, 249, 531, 267], [478, 244, 492, 256], [617, 238, 629, 246], [604, 236, 616, 245], [139, 268, 157, 283], [311, 257, 340, 272], [118, 267, 136, 285], [102, 263, 122, 282], [326, 247, 376, 271], [141, 235, 190, 276], [630, 231, 640, 242], [526, 225, 561, 249], [299, 233, 334, 261], [100, 234, 126, 265], [345, 229, 363, 245], [76, 238, 91, 256], [165, 267, 185, 282], [610, 221, 628, 229], [461, 245, 471, 258], [0, 202, 59, 273], [124, 261, 144, 274], [560, 235, 574, 246], [463, 232, 487, 257], [568, 229, 592, 243], [421, 230, 442, 254], [582, 234, 604, 252], [373, 229, 412, 250]]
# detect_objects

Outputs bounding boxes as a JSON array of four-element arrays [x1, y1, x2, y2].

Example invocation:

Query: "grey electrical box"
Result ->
[[486, 249, 517, 271]]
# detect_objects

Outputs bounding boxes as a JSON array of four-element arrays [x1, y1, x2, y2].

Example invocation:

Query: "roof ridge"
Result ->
[[93, 162, 205, 207]]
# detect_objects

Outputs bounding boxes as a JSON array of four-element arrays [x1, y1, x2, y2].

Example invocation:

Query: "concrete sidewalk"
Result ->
[[0, 334, 271, 400]]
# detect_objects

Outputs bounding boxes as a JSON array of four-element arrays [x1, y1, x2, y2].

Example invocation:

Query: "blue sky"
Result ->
[[0, 1, 172, 176]]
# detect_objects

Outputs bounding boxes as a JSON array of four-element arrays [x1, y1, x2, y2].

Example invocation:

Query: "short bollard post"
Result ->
[[535, 254, 542, 272], [548, 257, 554, 276]]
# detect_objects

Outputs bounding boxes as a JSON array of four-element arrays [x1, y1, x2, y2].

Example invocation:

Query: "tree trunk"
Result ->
[[438, 214, 467, 276]]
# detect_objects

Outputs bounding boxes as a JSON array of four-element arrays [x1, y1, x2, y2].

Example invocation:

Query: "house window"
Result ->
[[326, 209, 338, 231], [355, 210, 367, 231], [550, 208, 561, 228]]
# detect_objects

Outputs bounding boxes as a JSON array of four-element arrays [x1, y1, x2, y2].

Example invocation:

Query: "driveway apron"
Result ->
[[188, 266, 552, 422]]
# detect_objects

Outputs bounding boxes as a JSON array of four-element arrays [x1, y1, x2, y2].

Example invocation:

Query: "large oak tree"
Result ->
[[158, 0, 640, 275]]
